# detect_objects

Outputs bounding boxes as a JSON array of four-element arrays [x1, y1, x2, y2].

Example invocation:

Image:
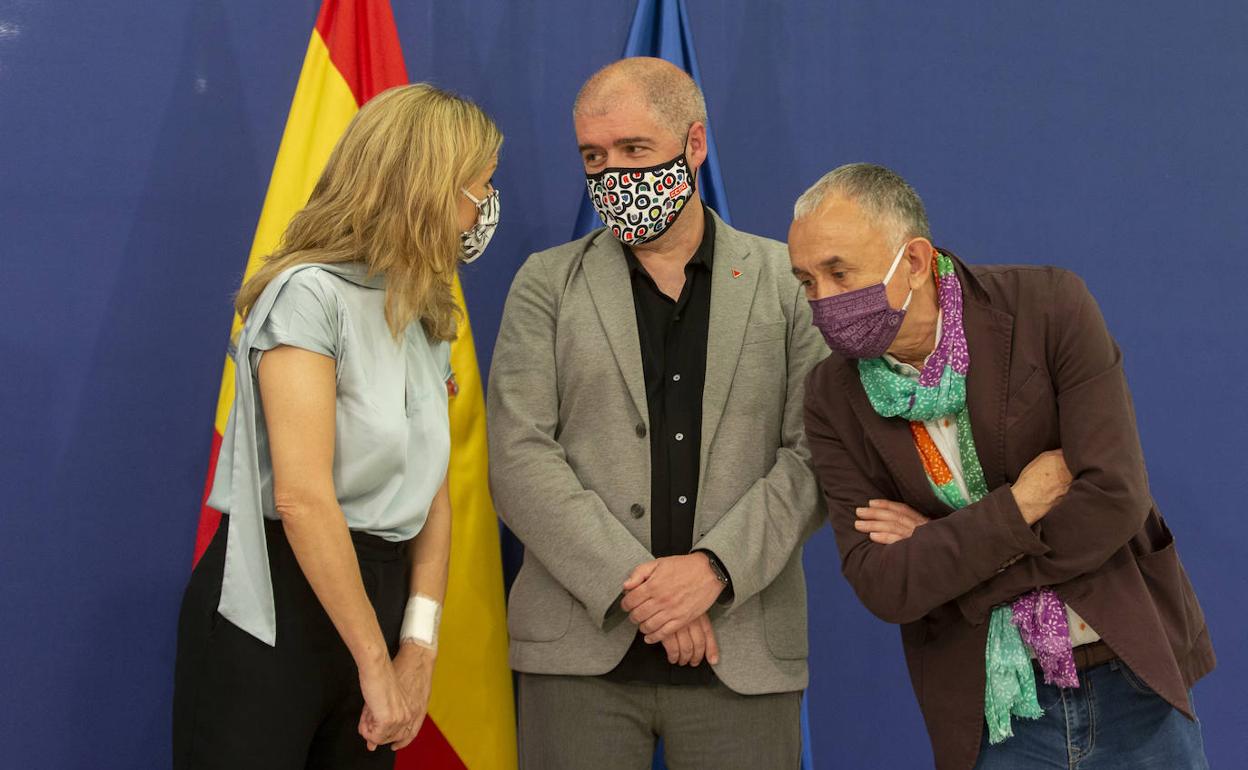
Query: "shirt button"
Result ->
[[675, 432, 684, 441], [672, 374, 681, 382], [678, 496, 688, 505], [630, 503, 645, 519], [635, 423, 647, 438]]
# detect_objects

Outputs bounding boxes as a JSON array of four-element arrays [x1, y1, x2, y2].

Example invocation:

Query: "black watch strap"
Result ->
[[696, 549, 733, 604], [705, 553, 729, 586]]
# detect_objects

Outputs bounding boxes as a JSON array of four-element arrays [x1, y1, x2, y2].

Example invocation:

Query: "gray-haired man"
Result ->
[[487, 57, 827, 769], [795, 163, 1212, 769]]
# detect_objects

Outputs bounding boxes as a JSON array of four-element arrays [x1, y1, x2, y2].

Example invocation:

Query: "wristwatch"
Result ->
[[697, 549, 734, 604]]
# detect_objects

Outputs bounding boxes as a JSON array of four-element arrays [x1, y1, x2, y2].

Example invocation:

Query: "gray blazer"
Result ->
[[487, 211, 827, 694]]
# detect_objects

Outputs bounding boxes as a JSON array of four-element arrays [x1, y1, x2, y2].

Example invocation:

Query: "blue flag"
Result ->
[[573, 2, 815, 769]]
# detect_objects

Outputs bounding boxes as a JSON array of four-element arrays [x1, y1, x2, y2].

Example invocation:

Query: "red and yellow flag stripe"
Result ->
[[194, 3, 515, 767]]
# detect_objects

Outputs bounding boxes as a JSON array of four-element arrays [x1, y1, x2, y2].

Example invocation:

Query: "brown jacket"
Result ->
[[803, 253, 1214, 770]]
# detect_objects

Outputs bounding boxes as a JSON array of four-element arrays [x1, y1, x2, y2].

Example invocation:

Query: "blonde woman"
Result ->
[[173, 84, 501, 770]]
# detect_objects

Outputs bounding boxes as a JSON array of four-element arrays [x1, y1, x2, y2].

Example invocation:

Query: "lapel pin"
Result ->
[[731, 269, 743, 279]]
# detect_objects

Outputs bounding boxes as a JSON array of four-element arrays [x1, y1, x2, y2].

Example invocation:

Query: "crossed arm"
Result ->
[[807, 273, 1153, 625]]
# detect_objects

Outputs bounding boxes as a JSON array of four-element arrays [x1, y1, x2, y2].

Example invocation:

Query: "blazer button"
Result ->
[[635, 423, 647, 438], [630, 503, 645, 519]]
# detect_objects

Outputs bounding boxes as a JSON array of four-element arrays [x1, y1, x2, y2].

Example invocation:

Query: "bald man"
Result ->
[[487, 58, 827, 769]]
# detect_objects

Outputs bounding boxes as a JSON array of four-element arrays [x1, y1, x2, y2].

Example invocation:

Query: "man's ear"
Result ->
[[906, 238, 936, 290], [685, 121, 708, 172]]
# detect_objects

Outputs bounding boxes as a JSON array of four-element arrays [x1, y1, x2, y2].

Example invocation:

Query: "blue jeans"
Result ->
[[973, 659, 1208, 769]]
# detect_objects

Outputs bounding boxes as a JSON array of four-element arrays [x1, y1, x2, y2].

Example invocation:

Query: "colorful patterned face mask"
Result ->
[[809, 239, 914, 359], [460, 187, 499, 264], [585, 150, 696, 245]]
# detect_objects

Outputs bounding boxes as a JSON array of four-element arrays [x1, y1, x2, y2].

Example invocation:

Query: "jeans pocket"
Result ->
[[1034, 679, 1063, 711], [1116, 661, 1157, 697]]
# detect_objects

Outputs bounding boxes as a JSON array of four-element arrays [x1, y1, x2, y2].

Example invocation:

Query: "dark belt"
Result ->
[[1072, 640, 1117, 671]]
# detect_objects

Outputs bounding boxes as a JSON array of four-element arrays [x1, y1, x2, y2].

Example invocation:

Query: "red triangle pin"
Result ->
[[731, 268, 743, 279]]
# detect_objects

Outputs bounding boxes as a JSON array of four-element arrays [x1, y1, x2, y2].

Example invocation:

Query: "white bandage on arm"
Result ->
[[399, 594, 441, 651]]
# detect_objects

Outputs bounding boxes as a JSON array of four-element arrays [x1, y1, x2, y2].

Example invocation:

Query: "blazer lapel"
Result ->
[[581, 232, 648, 422], [699, 216, 761, 473], [955, 257, 1015, 490]]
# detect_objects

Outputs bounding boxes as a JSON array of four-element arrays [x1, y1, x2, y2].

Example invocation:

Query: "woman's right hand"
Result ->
[[357, 655, 415, 751], [1011, 449, 1074, 525]]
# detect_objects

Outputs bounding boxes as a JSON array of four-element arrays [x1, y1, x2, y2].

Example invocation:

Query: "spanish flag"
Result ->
[[193, 2, 516, 767]]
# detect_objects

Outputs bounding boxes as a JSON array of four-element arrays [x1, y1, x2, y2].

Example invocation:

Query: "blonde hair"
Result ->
[[236, 83, 502, 341]]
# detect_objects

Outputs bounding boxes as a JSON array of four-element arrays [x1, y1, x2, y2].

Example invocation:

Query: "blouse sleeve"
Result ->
[[437, 340, 453, 382], [250, 268, 341, 360]]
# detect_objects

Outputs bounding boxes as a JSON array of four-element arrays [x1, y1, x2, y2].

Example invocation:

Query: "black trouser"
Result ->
[[173, 515, 410, 770]]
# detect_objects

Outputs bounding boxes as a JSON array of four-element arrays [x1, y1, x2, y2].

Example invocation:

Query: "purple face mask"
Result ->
[[810, 241, 914, 359]]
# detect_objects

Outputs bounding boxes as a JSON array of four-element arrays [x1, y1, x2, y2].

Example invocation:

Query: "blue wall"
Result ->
[[1, 2, 1244, 767]]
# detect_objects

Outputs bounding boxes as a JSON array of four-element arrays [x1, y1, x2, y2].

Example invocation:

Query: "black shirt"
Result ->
[[603, 209, 717, 686]]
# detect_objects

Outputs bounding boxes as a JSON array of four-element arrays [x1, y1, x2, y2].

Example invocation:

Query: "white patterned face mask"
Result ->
[[460, 187, 499, 264], [585, 150, 696, 246]]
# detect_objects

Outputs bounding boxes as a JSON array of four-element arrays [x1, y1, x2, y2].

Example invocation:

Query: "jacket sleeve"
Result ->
[[486, 253, 653, 628], [955, 271, 1154, 624], [805, 374, 1051, 624], [689, 283, 827, 611]]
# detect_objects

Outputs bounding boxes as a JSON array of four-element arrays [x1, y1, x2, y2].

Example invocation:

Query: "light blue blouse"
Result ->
[[206, 262, 451, 646]]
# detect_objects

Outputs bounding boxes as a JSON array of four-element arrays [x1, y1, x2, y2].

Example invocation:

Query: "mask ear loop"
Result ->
[[479, 188, 500, 222], [462, 188, 500, 225], [883, 239, 915, 311], [681, 127, 699, 194]]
